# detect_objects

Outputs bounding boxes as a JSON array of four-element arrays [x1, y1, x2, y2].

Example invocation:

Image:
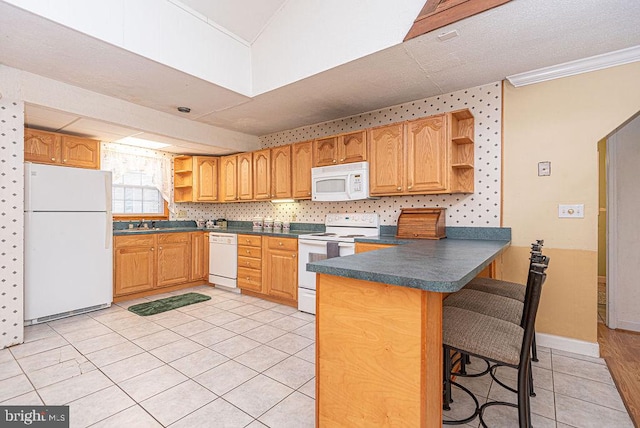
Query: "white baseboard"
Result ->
[[535, 332, 600, 358], [616, 320, 640, 333]]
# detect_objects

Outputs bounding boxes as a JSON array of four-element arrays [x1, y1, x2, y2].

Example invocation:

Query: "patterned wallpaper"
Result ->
[[0, 100, 24, 348], [175, 82, 502, 226]]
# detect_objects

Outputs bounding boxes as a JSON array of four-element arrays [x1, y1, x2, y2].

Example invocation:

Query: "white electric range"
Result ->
[[297, 213, 380, 314]]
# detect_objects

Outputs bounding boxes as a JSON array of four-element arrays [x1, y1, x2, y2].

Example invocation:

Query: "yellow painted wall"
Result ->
[[501, 62, 640, 343]]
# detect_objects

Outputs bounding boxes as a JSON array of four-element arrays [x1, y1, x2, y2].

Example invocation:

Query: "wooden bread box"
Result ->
[[396, 208, 446, 239]]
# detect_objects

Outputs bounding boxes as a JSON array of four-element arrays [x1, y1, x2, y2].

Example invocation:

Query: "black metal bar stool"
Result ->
[[442, 257, 549, 427]]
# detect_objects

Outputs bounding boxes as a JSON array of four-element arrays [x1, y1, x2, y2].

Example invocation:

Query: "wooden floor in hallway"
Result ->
[[599, 322, 640, 427]]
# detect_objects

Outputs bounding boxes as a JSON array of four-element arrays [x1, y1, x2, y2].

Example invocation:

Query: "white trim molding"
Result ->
[[507, 45, 640, 87], [536, 332, 600, 358]]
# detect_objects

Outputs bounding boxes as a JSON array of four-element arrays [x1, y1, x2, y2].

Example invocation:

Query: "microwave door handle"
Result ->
[[345, 173, 353, 199]]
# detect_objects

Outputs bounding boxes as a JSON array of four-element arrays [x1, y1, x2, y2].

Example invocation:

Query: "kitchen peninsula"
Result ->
[[307, 235, 510, 427]]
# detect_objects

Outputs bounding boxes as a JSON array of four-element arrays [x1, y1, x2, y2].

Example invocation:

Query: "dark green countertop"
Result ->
[[113, 227, 318, 238], [306, 238, 510, 293]]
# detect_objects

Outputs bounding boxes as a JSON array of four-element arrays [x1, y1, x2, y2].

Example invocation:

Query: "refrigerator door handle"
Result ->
[[105, 214, 112, 250], [104, 173, 112, 250]]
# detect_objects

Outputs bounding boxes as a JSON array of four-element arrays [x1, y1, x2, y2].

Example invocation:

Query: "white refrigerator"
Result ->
[[24, 162, 113, 324]]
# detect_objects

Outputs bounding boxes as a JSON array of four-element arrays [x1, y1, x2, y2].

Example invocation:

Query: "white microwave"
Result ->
[[312, 161, 370, 201]]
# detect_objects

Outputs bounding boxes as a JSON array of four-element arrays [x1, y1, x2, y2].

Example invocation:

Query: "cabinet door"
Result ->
[[157, 234, 191, 287], [237, 153, 253, 201], [271, 145, 292, 199], [24, 128, 60, 165], [194, 157, 218, 202], [252, 149, 271, 200], [113, 239, 156, 296], [61, 136, 100, 169], [368, 124, 404, 195], [292, 141, 313, 199], [219, 155, 238, 202], [406, 115, 448, 192], [338, 131, 367, 164], [264, 244, 298, 302], [313, 136, 338, 166], [190, 232, 208, 281]]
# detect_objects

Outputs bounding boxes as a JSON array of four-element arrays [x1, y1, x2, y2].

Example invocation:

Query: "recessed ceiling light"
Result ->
[[117, 137, 170, 149], [177, 106, 191, 113]]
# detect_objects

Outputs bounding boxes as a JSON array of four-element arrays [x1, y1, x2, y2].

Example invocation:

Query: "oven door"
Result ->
[[298, 239, 355, 291]]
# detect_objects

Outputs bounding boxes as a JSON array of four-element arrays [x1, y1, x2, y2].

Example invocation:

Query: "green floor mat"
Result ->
[[128, 292, 211, 316]]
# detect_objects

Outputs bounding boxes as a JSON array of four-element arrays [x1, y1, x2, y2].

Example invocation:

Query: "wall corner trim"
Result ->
[[536, 332, 600, 358], [506, 45, 640, 87]]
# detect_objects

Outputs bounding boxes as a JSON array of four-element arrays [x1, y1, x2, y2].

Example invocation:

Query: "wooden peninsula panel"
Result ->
[[316, 273, 443, 427]]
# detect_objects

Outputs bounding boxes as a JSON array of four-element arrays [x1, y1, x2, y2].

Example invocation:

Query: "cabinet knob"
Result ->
[[150, 248, 154, 251], [62, 159, 67, 163], [51, 157, 55, 161], [246, 239, 250, 243], [397, 186, 402, 191], [292, 254, 296, 258], [246, 250, 250, 254], [279, 242, 283, 246], [159, 246, 163, 250], [340, 158, 344, 162], [408, 185, 412, 190]]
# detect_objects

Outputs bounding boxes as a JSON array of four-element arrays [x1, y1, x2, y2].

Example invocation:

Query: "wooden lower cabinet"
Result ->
[[113, 235, 155, 296], [114, 232, 208, 300], [238, 235, 298, 306], [157, 233, 191, 287], [191, 231, 209, 281], [237, 234, 263, 293], [262, 237, 298, 305]]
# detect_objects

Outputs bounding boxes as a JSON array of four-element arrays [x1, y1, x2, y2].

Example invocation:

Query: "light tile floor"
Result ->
[[0, 285, 633, 427]]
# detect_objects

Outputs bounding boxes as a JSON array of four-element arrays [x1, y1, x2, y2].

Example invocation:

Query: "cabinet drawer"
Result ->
[[238, 267, 262, 286], [267, 237, 297, 251], [239, 245, 262, 258], [158, 232, 191, 244], [238, 256, 262, 270], [238, 235, 262, 247], [115, 234, 155, 248]]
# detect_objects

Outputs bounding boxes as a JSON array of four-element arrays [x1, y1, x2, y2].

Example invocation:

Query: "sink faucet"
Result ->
[[137, 219, 146, 229]]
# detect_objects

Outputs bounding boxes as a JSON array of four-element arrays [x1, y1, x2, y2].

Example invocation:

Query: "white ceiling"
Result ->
[[3, 0, 640, 154], [178, 0, 287, 44]]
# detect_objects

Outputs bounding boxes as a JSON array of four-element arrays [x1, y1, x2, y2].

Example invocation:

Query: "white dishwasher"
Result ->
[[209, 233, 238, 292]]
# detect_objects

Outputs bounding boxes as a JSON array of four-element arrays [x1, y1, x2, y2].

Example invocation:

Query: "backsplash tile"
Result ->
[[174, 82, 502, 226], [0, 99, 24, 348]]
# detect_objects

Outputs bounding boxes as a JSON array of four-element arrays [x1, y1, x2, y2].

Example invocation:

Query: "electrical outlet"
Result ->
[[177, 210, 187, 218], [538, 161, 551, 176], [558, 204, 584, 218]]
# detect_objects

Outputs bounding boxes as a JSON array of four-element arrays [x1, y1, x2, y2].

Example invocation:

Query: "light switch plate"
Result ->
[[538, 161, 551, 176], [558, 204, 584, 218]]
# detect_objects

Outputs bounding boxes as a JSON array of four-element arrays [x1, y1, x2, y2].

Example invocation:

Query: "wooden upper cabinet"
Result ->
[[313, 136, 338, 167], [271, 145, 292, 199], [368, 123, 404, 195], [219, 155, 238, 202], [252, 149, 271, 200], [60, 136, 100, 169], [406, 115, 447, 193], [338, 131, 367, 164], [24, 128, 60, 164], [237, 153, 253, 201], [292, 141, 313, 199], [24, 128, 100, 169], [193, 157, 218, 202]]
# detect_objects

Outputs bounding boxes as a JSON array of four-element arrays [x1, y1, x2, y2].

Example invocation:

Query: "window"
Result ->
[[101, 143, 171, 218]]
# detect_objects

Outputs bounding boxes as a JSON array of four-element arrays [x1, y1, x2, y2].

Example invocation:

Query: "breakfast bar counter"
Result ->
[[307, 237, 510, 427]]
